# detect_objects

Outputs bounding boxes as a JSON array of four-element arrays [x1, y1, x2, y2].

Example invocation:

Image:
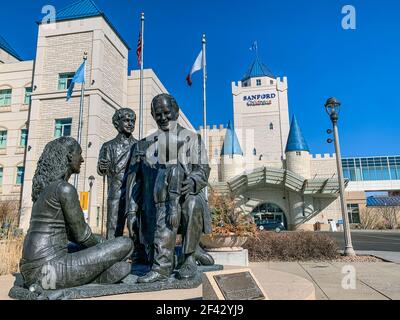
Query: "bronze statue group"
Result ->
[[19, 93, 214, 291]]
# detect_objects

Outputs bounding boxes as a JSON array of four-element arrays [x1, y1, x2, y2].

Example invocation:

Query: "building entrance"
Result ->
[[251, 203, 288, 230]]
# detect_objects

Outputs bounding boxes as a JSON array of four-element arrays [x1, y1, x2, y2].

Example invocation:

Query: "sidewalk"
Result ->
[[1, 261, 399, 300], [356, 251, 400, 264], [263, 261, 400, 300]]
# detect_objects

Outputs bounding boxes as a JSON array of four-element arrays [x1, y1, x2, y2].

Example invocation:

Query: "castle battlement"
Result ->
[[312, 153, 336, 159], [198, 124, 226, 132]]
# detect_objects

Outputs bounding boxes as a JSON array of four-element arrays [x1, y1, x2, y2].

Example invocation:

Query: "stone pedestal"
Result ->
[[206, 248, 249, 267]]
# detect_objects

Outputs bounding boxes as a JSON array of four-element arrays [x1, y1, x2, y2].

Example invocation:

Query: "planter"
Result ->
[[200, 234, 249, 252]]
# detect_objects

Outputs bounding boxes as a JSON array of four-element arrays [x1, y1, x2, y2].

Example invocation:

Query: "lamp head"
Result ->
[[325, 97, 341, 117], [88, 175, 95, 187]]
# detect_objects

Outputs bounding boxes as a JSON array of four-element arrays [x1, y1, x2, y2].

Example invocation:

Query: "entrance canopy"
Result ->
[[214, 166, 345, 198]]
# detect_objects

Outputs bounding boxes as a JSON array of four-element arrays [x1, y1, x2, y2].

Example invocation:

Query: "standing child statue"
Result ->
[[97, 108, 138, 240]]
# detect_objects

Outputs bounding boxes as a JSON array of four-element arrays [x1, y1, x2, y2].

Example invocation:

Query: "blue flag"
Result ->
[[66, 60, 86, 101]]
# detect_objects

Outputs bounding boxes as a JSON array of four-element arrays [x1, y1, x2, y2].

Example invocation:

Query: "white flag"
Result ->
[[186, 50, 203, 86]]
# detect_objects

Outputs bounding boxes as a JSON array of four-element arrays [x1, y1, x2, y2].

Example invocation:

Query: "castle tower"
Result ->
[[232, 54, 289, 168], [285, 115, 311, 179], [220, 121, 244, 181], [20, 0, 129, 230]]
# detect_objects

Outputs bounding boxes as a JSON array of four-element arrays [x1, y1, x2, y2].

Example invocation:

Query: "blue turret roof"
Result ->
[[0, 35, 22, 61], [285, 115, 310, 153], [37, 0, 130, 49], [221, 121, 243, 156], [242, 55, 275, 81]]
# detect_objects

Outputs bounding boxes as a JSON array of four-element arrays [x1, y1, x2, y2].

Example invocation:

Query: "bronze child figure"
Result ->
[[97, 108, 137, 240]]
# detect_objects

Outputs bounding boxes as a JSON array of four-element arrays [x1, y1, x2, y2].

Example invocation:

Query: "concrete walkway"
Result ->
[[356, 251, 400, 264], [1, 261, 399, 300], [264, 261, 400, 300]]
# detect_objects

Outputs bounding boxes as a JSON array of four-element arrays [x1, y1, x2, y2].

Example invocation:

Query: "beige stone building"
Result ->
[[0, 0, 194, 232], [1, 0, 399, 233]]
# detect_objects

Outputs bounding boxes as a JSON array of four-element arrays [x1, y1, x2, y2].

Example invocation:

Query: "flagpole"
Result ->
[[202, 34, 208, 199], [202, 34, 207, 150], [139, 12, 145, 140], [74, 52, 87, 189]]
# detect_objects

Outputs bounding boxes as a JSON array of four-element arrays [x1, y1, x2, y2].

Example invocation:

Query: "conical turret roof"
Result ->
[[221, 121, 243, 156], [285, 115, 310, 152]]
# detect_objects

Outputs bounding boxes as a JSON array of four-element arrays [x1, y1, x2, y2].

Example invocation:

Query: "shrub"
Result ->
[[208, 188, 258, 237], [243, 231, 340, 262]]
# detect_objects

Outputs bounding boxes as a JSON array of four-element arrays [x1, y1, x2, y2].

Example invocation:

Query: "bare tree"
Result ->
[[359, 207, 381, 230], [377, 206, 399, 230]]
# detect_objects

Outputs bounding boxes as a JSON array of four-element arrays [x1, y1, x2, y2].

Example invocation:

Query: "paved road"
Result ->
[[320, 231, 400, 252]]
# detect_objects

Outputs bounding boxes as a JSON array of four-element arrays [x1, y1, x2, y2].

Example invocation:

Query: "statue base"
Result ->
[[8, 264, 223, 300]]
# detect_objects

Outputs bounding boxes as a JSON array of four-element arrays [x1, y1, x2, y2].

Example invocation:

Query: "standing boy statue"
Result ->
[[98, 108, 137, 240]]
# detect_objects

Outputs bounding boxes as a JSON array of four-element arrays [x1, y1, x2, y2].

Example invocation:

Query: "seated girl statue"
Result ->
[[20, 137, 134, 291]]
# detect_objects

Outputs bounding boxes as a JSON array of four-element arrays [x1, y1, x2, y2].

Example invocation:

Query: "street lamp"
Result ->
[[88, 175, 95, 226], [325, 97, 356, 256]]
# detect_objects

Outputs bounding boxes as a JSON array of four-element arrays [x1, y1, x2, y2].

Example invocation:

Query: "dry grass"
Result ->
[[0, 200, 23, 276], [0, 235, 23, 276], [243, 231, 340, 262]]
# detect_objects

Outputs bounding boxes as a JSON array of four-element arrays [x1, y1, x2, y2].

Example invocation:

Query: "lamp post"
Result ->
[[88, 175, 95, 226], [325, 97, 356, 256]]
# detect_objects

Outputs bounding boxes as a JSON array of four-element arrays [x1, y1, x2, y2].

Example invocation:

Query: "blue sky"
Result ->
[[1, 0, 399, 157]]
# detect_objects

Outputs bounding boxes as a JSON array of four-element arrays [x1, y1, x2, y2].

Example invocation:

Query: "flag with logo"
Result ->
[[66, 60, 86, 101], [186, 50, 204, 86]]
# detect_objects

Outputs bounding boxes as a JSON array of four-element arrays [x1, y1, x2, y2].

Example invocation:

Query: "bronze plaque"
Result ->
[[213, 272, 265, 300]]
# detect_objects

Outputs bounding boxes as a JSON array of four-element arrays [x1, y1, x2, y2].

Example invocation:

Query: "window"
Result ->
[[270, 80, 274, 85], [253, 148, 257, 156], [214, 148, 219, 158], [0, 131, 7, 149], [296, 151, 301, 156], [58, 73, 75, 90], [269, 123, 274, 130], [20, 129, 28, 147], [24, 87, 32, 104], [16, 166, 24, 185], [0, 167, 3, 186], [55, 118, 72, 137], [0, 89, 12, 106], [256, 79, 262, 86], [347, 204, 360, 224]]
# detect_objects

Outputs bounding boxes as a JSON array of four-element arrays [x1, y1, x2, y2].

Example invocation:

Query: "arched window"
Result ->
[[269, 123, 274, 130], [253, 148, 257, 156], [251, 202, 287, 230]]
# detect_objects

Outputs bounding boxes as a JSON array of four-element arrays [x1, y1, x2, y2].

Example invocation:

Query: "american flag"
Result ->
[[136, 32, 142, 67]]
